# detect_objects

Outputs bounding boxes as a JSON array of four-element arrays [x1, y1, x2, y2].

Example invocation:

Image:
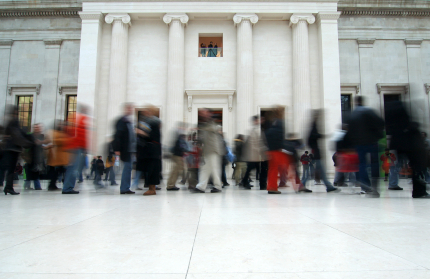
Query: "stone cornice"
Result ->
[[163, 13, 189, 25], [105, 13, 131, 25], [341, 10, 430, 17], [233, 14, 259, 25], [289, 14, 315, 26], [357, 38, 375, 48], [7, 84, 41, 95], [0, 10, 79, 17], [44, 39, 63, 46], [405, 39, 423, 48], [377, 83, 409, 94]]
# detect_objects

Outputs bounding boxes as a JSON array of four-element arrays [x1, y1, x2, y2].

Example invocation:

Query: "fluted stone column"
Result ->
[[290, 14, 315, 139], [105, 13, 131, 133], [0, 40, 13, 122], [163, 14, 189, 143], [234, 14, 258, 135]]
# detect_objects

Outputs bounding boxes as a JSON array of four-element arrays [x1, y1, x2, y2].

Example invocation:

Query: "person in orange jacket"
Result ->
[[380, 148, 396, 182]]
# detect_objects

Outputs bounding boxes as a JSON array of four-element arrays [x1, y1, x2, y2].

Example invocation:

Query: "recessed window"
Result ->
[[340, 94, 352, 124], [199, 33, 223, 57], [17, 95, 33, 133], [66, 95, 77, 123]]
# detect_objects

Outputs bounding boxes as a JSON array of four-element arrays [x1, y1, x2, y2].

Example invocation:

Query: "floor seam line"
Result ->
[[185, 199, 204, 279]]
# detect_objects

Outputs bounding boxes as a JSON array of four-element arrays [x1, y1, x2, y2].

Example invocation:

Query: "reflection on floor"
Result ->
[[0, 178, 429, 278]]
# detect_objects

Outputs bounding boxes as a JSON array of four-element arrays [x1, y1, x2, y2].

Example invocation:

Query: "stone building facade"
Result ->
[[1, 0, 430, 162]]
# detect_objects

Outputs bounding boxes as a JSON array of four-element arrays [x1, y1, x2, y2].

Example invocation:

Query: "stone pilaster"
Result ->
[[163, 13, 189, 144], [77, 11, 103, 153], [290, 14, 315, 139], [316, 12, 342, 174], [0, 40, 13, 122], [357, 38, 376, 110], [42, 39, 62, 123], [105, 13, 131, 134], [233, 13, 258, 135], [405, 39, 428, 132]]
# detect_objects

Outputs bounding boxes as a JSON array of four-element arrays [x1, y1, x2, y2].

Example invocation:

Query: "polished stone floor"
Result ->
[[0, 178, 429, 279]]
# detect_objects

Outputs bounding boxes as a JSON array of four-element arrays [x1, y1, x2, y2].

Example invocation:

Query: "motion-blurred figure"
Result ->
[[192, 108, 223, 193], [303, 110, 340, 193], [348, 96, 385, 197], [24, 124, 46, 190], [113, 103, 136, 195], [242, 115, 267, 190], [300, 151, 310, 183], [233, 134, 246, 186], [386, 101, 430, 198], [136, 106, 162, 196], [0, 125, 5, 187], [3, 105, 32, 195], [167, 131, 188, 191], [62, 104, 90, 194], [46, 120, 69, 191]]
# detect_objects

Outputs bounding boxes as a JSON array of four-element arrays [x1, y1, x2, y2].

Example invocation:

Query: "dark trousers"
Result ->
[[221, 162, 227, 185], [356, 144, 379, 191], [5, 151, 19, 191], [0, 166, 5, 186], [259, 161, 268, 189], [242, 162, 260, 186]]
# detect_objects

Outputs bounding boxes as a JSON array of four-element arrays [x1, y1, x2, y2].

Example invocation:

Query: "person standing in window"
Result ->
[[200, 43, 206, 57], [208, 41, 216, 57]]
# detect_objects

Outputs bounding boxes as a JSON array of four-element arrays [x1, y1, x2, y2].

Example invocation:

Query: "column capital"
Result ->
[[79, 11, 103, 22], [289, 14, 315, 26], [44, 39, 62, 49], [105, 13, 131, 26], [163, 13, 189, 25], [316, 11, 341, 23], [233, 14, 258, 25], [0, 40, 13, 49], [405, 39, 423, 48]]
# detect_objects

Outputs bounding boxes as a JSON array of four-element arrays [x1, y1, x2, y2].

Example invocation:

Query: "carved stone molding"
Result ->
[[289, 14, 315, 26], [377, 83, 409, 94], [58, 84, 77, 95], [233, 14, 259, 25], [79, 11, 103, 21], [185, 90, 235, 112], [425, 83, 430, 95], [0, 10, 79, 18], [44, 39, 62, 49], [0, 40, 13, 47], [163, 13, 189, 25], [105, 13, 131, 26], [7, 84, 41, 95], [405, 39, 423, 48], [317, 12, 341, 22], [341, 83, 360, 94], [341, 10, 430, 17], [357, 38, 375, 48]]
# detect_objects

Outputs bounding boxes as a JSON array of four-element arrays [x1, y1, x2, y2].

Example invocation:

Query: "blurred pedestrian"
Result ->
[[113, 103, 136, 195], [3, 105, 32, 195], [348, 96, 385, 197], [234, 134, 246, 186], [167, 133, 188, 191], [192, 108, 224, 193], [46, 120, 69, 191], [300, 151, 310, 182]]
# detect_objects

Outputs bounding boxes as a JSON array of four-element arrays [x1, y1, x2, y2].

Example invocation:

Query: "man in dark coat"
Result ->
[[348, 96, 385, 197], [113, 103, 136, 194]]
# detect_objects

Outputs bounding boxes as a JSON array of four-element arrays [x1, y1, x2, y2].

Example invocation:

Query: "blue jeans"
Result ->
[[120, 159, 132, 192], [25, 179, 41, 190], [356, 144, 379, 191], [63, 149, 84, 192], [389, 165, 399, 187], [302, 159, 334, 190], [301, 165, 310, 182], [132, 170, 141, 189]]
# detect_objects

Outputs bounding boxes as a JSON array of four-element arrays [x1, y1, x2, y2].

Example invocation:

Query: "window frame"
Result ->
[[16, 94, 34, 132]]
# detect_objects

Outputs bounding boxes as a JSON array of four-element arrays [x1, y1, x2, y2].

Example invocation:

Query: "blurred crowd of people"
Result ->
[[1, 96, 430, 199]]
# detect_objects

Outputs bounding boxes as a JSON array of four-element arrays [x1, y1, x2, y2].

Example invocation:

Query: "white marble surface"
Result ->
[[0, 178, 428, 278]]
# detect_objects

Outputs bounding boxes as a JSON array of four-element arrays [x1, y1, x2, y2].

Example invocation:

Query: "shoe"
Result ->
[[278, 183, 287, 188], [298, 187, 312, 193], [111, 183, 118, 186], [179, 180, 186, 185], [77, 181, 83, 183], [268, 191, 281, 194], [167, 186, 180, 191], [365, 192, 380, 198], [223, 183, 230, 187], [388, 186, 403, 190], [211, 188, 221, 193], [243, 186, 252, 190], [4, 188, 20, 195], [120, 190, 135, 194], [48, 187, 60, 191], [333, 183, 338, 186], [62, 190, 79, 194], [191, 188, 205, 193], [143, 185, 156, 196], [327, 187, 341, 193], [155, 186, 161, 190], [260, 187, 267, 190], [35, 188, 42, 190], [414, 194, 430, 199]]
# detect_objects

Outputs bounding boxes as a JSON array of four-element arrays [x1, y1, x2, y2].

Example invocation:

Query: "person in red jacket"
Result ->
[[62, 105, 90, 194], [380, 148, 396, 181]]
